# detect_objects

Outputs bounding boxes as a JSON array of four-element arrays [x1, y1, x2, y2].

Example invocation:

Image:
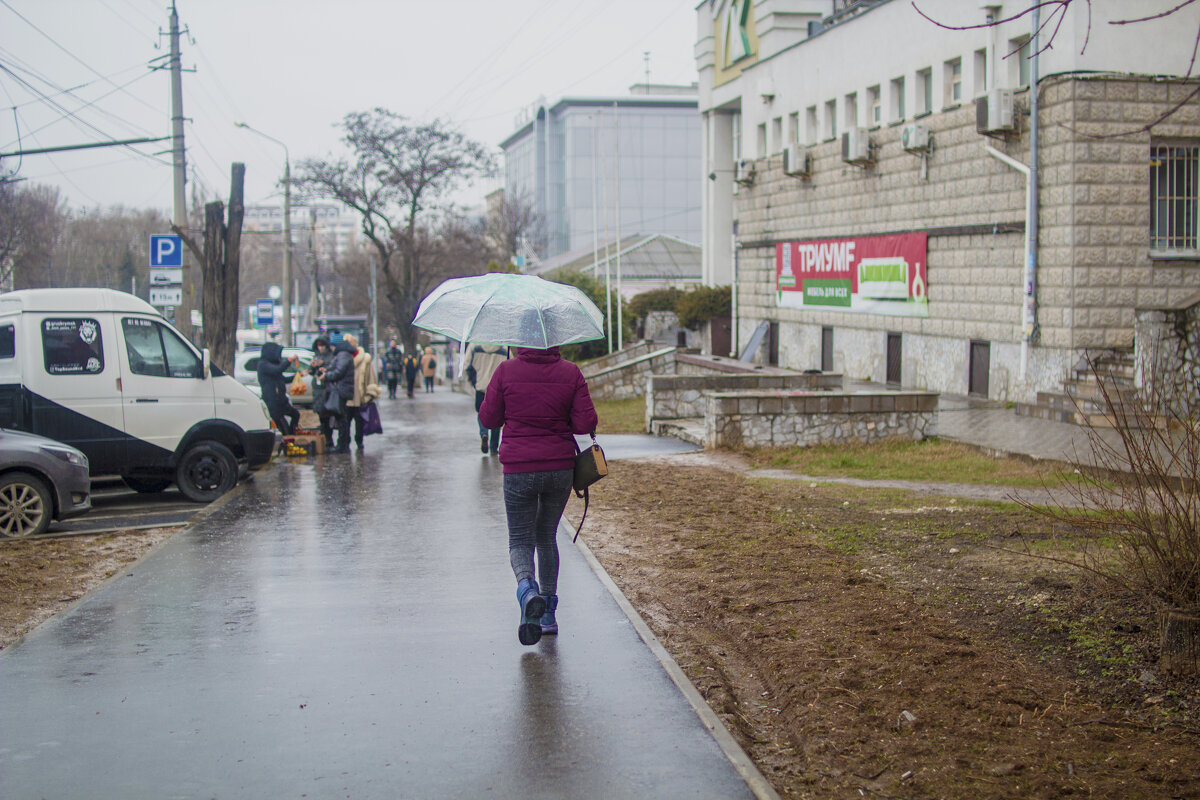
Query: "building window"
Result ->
[[974, 48, 988, 95], [917, 68, 933, 115], [756, 122, 767, 158], [824, 99, 837, 140], [788, 112, 800, 143], [1151, 142, 1199, 255], [805, 105, 818, 144], [867, 85, 881, 126], [944, 57, 962, 105], [844, 92, 858, 129], [1010, 35, 1032, 87], [772, 116, 783, 152], [890, 76, 906, 121]]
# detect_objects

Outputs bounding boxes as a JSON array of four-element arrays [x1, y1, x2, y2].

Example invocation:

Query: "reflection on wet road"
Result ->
[[0, 390, 752, 799]]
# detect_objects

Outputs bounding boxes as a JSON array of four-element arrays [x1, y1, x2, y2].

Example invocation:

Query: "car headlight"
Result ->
[[40, 444, 89, 469]]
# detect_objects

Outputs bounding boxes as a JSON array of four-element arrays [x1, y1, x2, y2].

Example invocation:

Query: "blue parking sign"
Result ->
[[255, 299, 274, 326], [149, 234, 183, 267]]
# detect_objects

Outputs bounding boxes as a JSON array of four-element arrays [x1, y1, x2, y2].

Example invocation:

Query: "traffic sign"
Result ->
[[149, 234, 183, 267], [150, 287, 183, 306], [255, 299, 274, 325], [149, 268, 183, 286]]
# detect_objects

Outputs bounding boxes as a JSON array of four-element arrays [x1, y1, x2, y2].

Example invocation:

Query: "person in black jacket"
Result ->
[[319, 335, 357, 453], [257, 341, 300, 436], [309, 336, 334, 447]]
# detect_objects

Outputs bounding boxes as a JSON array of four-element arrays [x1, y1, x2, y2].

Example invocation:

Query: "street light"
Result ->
[[234, 121, 292, 345]]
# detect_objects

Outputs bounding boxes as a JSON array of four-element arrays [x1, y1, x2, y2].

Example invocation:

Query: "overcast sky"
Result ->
[[0, 0, 699, 215]]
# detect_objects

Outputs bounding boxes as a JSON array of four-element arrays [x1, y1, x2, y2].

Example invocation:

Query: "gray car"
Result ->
[[0, 429, 92, 538]]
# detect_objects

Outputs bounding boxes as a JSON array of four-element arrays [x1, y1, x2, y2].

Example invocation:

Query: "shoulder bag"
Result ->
[[571, 433, 608, 542]]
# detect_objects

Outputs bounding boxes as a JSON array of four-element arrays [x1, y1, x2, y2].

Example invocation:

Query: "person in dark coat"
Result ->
[[319, 335, 357, 453], [309, 336, 334, 447], [257, 341, 300, 436], [384, 342, 403, 399], [402, 351, 420, 398], [478, 345, 598, 646]]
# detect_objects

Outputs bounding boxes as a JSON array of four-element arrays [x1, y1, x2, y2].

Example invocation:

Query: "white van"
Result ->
[[0, 288, 275, 501]]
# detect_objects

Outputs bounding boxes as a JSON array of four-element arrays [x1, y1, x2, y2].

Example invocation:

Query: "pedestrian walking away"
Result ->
[[420, 346, 437, 393], [343, 334, 381, 452], [384, 341, 403, 399], [478, 344, 598, 646], [319, 333, 357, 453], [257, 341, 301, 436], [403, 351, 420, 398], [466, 343, 508, 454], [309, 336, 334, 447]]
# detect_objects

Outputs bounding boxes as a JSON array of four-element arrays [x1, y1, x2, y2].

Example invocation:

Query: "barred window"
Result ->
[[1151, 142, 1199, 255]]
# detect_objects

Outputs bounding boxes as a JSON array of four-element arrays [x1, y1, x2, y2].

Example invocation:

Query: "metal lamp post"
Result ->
[[235, 122, 292, 345]]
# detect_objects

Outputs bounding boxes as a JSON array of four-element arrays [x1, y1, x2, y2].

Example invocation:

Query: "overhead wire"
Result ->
[[0, 0, 162, 117]]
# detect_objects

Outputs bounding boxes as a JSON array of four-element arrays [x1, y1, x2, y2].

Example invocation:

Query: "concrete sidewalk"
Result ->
[[0, 393, 769, 800]]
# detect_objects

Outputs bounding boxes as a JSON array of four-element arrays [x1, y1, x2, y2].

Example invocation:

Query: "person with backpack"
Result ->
[[402, 350, 420, 398], [420, 346, 437, 393]]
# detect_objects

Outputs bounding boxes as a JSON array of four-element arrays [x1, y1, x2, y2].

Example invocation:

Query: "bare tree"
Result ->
[[293, 109, 495, 351], [484, 189, 546, 266], [0, 183, 66, 290]]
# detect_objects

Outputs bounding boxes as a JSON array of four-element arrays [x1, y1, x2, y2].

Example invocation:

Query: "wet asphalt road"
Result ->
[[0, 390, 762, 799]]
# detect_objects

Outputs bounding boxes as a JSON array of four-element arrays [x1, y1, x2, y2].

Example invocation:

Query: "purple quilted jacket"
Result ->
[[477, 347, 598, 474]]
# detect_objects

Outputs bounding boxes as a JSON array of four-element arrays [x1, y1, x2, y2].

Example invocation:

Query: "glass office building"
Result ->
[[501, 88, 702, 258]]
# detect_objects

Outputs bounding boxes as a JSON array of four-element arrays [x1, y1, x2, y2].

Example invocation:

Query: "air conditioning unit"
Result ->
[[734, 160, 756, 185], [976, 88, 1016, 134], [841, 127, 871, 164], [782, 142, 812, 177], [900, 123, 930, 152]]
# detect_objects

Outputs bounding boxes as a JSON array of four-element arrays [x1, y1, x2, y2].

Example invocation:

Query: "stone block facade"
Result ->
[[648, 372, 843, 429], [583, 346, 680, 402], [704, 391, 939, 449], [732, 75, 1200, 405]]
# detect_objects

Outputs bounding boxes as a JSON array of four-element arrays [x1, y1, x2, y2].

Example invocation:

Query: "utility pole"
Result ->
[[168, 1, 195, 339]]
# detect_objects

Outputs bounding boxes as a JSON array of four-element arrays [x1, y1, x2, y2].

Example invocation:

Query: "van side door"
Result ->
[[30, 315, 127, 472], [118, 317, 215, 461]]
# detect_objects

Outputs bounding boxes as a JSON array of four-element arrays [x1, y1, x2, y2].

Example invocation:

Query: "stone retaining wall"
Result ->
[[584, 347, 680, 401], [648, 372, 843, 429], [704, 391, 939, 449]]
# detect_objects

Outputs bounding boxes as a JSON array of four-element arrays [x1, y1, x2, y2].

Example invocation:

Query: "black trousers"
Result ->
[[270, 404, 300, 436]]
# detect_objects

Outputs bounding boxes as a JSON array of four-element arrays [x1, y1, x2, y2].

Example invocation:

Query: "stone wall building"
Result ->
[[696, 0, 1200, 405]]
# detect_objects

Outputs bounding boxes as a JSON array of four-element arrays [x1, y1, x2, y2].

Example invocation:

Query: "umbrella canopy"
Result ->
[[413, 273, 604, 349]]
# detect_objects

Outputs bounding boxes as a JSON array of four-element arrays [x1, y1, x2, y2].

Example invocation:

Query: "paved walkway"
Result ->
[[0, 392, 771, 800]]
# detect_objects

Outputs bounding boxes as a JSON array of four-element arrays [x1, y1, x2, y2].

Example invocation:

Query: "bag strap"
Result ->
[[573, 486, 588, 543]]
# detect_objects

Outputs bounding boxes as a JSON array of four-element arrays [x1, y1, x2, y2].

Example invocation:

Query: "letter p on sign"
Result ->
[[149, 234, 183, 267]]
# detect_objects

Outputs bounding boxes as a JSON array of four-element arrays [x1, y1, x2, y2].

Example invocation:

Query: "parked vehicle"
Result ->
[[233, 347, 315, 407], [0, 289, 275, 502], [0, 428, 91, 537]]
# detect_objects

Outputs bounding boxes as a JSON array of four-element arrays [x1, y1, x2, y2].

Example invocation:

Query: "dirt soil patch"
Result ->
[[572, 451, 1200, 799], [0, 528, 176, 650]]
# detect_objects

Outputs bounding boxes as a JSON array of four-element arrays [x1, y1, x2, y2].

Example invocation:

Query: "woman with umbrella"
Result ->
[[414, 274, 605, 645], [478, 320, 597, 645]]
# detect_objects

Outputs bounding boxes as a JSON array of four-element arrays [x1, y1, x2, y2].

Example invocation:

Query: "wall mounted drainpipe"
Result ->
[[985, 144, 1032, 377], [983, 3, 1040, 383], [1026, 2, 1041, 379]]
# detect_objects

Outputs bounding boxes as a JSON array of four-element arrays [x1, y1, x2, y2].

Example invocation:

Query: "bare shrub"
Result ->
[[1018, 351, 1199, 613]]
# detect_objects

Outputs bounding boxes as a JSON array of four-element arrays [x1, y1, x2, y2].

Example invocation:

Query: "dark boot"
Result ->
[[540, 594, 559, 635], [516, 578, 545, 646]]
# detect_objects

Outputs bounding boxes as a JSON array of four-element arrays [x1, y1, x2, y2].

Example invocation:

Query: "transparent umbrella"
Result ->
[[413, 273, 605, 349]]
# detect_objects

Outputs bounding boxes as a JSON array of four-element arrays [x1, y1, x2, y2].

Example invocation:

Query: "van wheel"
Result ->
[[175, 442, 238, 503], [0, 472, 53, 538], [123, 476, 172, 494]]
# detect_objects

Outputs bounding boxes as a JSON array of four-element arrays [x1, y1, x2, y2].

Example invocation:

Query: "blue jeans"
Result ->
[[475, 391, 501, 452], [503, 469, 573, 595]]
